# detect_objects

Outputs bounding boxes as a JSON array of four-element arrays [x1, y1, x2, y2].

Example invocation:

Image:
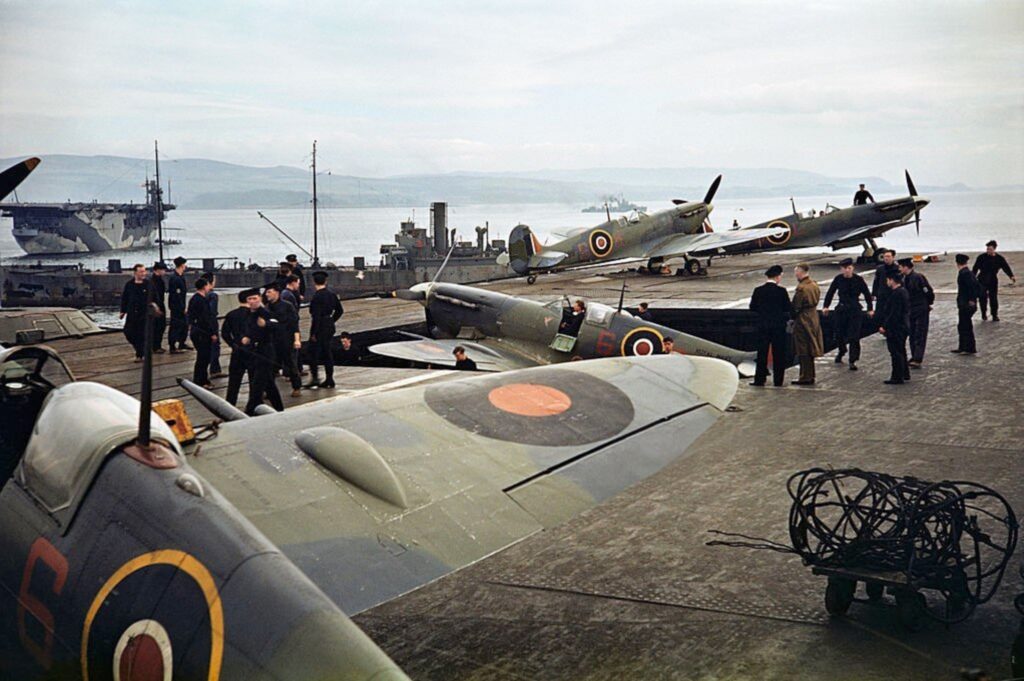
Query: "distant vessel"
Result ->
[[582, 195, 647, 214], [2, 145, 173, 256]]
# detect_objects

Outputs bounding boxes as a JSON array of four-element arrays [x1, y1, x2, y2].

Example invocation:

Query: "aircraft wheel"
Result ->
[[646, 259, 663, 273], [685, 258, 705, 276], [526, 274, 537, 285]]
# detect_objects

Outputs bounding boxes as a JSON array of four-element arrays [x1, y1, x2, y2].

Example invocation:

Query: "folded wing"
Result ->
[[192, 355, 738, 615]]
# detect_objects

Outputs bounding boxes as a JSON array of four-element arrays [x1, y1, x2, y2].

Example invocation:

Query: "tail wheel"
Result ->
[[526, 274, 537, 285]]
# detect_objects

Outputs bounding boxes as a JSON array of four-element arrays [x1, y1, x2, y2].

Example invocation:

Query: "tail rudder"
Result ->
[[508, 223, 539, 275]]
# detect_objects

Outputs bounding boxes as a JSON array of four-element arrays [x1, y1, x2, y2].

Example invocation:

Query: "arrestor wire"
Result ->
[[707, 467, 1018, 624]]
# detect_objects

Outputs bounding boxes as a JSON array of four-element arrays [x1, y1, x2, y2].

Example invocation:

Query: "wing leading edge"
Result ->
[[191, 355, 738, 615], [646, 226, 787, 259]]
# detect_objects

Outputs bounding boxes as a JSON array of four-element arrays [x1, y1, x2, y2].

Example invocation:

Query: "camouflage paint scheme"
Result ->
[[722, 172, 930, 260], [1, 344, 738, 679], [371, 281, 759, 376], [505, 176, 784, 275], [0, 347, 408, 680]]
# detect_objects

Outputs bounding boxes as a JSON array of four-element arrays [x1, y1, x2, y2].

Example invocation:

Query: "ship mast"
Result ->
[[154, 140, 164, 263], [311, 140, 320, 267]]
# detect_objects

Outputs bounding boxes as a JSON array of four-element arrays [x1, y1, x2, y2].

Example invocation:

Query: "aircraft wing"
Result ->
[[368, 337, 537, 371], [191, 355, 738, 616], [645, 226, 786, 259], [825, 220, 905, 247]]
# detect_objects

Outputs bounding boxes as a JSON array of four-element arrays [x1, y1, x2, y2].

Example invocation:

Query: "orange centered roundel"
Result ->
[[487, 383, 572, 417]]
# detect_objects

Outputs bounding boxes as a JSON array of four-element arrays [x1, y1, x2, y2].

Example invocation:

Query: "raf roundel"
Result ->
[[620, 327, 664, 357], [425, 367, 635, 446], [113, 620, 173, 681], [588, 229, 614, 258], [765, 220, 792, 246]]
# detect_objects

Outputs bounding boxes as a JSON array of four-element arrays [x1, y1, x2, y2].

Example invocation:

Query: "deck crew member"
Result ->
[[337, 332, 361, 366], [853, 183, 875, 205], [972, 240, 1016, 321], [871, 249, 899, 324], [186, 278, 218, 388], [265, 282, 302, 397], [282, 274, 302, 310], [241, 292, 284, 414], [952, 254, 980, 355], [791, 263, 823, 386], [878, 272, 910, 385], [637, 302, 654, 322], [822, 257, 873, 371], [307, 271, 344, 389], [150, 261, 167, 353], [286, 254, 307, 300], [453, 346, 477, 371], [662, 337, 675, 354], [119, 263, 149, 361], [220, 290, 253, 406], [168, 256, 190, 353], [898, 258, 934, 368], [749, 265, 791, 387], [272, 261, 293, 291], [204, 272, 223, 377]]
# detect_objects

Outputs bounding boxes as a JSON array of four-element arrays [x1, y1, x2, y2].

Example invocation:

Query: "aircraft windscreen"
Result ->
[[585, 302, 615, 326]]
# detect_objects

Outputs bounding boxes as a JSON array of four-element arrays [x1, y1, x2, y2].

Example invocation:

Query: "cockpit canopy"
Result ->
[[15, 381, 182, 529]]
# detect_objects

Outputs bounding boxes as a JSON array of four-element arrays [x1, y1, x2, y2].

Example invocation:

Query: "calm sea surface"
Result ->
[[2, 190, 1022, 271]]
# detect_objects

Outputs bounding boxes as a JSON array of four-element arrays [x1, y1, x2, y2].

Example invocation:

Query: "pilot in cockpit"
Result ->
[[559, 299, 586, 337]]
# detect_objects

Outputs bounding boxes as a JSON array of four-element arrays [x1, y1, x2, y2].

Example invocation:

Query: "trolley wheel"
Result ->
[[895, 589, 926, 631], [824, 577, 856, 616], [865, 582, 885, 602], [526, 274, 537, 285]]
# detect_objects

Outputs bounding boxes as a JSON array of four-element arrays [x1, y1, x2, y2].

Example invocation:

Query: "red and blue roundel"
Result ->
[[620, 327, 664, 356]]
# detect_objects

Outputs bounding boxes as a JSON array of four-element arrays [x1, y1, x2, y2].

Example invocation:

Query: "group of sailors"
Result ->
[[747, 241, 1015, 386], [120, 255, 360, 415]]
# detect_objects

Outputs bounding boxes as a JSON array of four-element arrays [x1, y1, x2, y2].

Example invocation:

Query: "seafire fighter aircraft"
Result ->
[[500, 175, 786, 282], [0, 156, 41, 201], [719, 171, 930, 264], [370, 281, 758, 376], [1, 338, 739, 676]]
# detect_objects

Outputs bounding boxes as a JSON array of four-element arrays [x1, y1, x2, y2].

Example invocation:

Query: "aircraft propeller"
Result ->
[[703, 174, 723, 205], [906, 169, 921, 236]]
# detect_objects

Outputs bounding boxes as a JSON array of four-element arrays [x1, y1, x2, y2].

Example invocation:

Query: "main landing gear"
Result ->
[[857, 238, 884, 264], [675, 257, 707, 277]]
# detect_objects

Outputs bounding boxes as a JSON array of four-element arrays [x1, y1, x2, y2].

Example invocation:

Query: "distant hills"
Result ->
[[0, 154, 981, 210]]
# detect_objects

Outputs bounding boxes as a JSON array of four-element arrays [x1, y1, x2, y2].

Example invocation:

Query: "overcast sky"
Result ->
[[2, 1, 1022, 185]]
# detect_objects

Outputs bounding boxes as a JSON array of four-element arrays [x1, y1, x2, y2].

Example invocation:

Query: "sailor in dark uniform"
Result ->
[[336, 332, 361, 366], [241, 293, 284, 414], [150, 261, 167, 353], [853, 183, 875, 205], [265, 282, 302, 397], [168, 256, 190, 352], [953, 253, 981, 354], [453, 346, 477, 371], [878, 271, 910, 385], [871, 249, 899, 324], [748, 265, 791, 387], [822, 257, 873, 370], [898, 258, 935, 368], [286, 254, 307, 300], [220, 290, 255, 406], [307, 271, 344, 389], [186, 278, 219, 387], [119, 264, 149, 360], [637, 302, 654, 322], [972, 240, 1016, 321]]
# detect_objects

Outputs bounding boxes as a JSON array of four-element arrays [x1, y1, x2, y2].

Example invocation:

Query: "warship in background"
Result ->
[[2, 145, 173, 255], [582, 195, 647, 214]]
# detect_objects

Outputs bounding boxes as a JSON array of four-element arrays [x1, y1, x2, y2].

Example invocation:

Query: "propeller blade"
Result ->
[[905, 169, 918, 197], [915, 210, 920, 237], [703, 174, 723, 205]]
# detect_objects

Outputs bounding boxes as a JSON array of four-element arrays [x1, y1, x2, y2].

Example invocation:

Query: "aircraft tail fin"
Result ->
[[507, 223, 540, 274]]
